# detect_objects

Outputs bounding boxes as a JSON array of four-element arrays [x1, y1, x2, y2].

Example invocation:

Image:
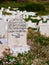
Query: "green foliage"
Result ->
[[35, 36, 49, 46], [27, 28, 49, 46], [6, 54, 14, 62], [0, 51, 35, 65], [27, 30, 49, 65], [36, 11, 49, 16], [25, 16, 40, 24], [19, 3, 45, 12], [31, 19, 40, 24], [46, 60, 49, 65], [0, 1, 49, 15]]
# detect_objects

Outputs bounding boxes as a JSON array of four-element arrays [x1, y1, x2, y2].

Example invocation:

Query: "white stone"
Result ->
[[26, 20, 37, 28], [38, 20, 49, 36], [7, 17, 28, 48]]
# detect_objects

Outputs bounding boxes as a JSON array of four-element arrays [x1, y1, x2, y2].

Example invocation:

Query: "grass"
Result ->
[[0, 28, 49, 65], [27, 28, 49, 65], [27, 28, 49, 46], [0, 29, 49, 65]]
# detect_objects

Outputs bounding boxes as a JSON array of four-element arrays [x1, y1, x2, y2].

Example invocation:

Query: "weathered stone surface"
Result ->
[[8, 18, 27, 48]]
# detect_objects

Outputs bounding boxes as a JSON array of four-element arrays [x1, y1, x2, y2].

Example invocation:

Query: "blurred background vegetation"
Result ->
[[0, 0, 49, 15]]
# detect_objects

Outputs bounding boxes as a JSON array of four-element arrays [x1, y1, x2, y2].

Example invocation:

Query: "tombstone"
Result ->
[[7, 17, 27, 48], [0, 18, 7, 35], [0, 7, 4, 14], [0, 17, 8, 56], [27, 20, 37, 28], [38, 20, 49, 36], [1, 7, 4, 11]]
